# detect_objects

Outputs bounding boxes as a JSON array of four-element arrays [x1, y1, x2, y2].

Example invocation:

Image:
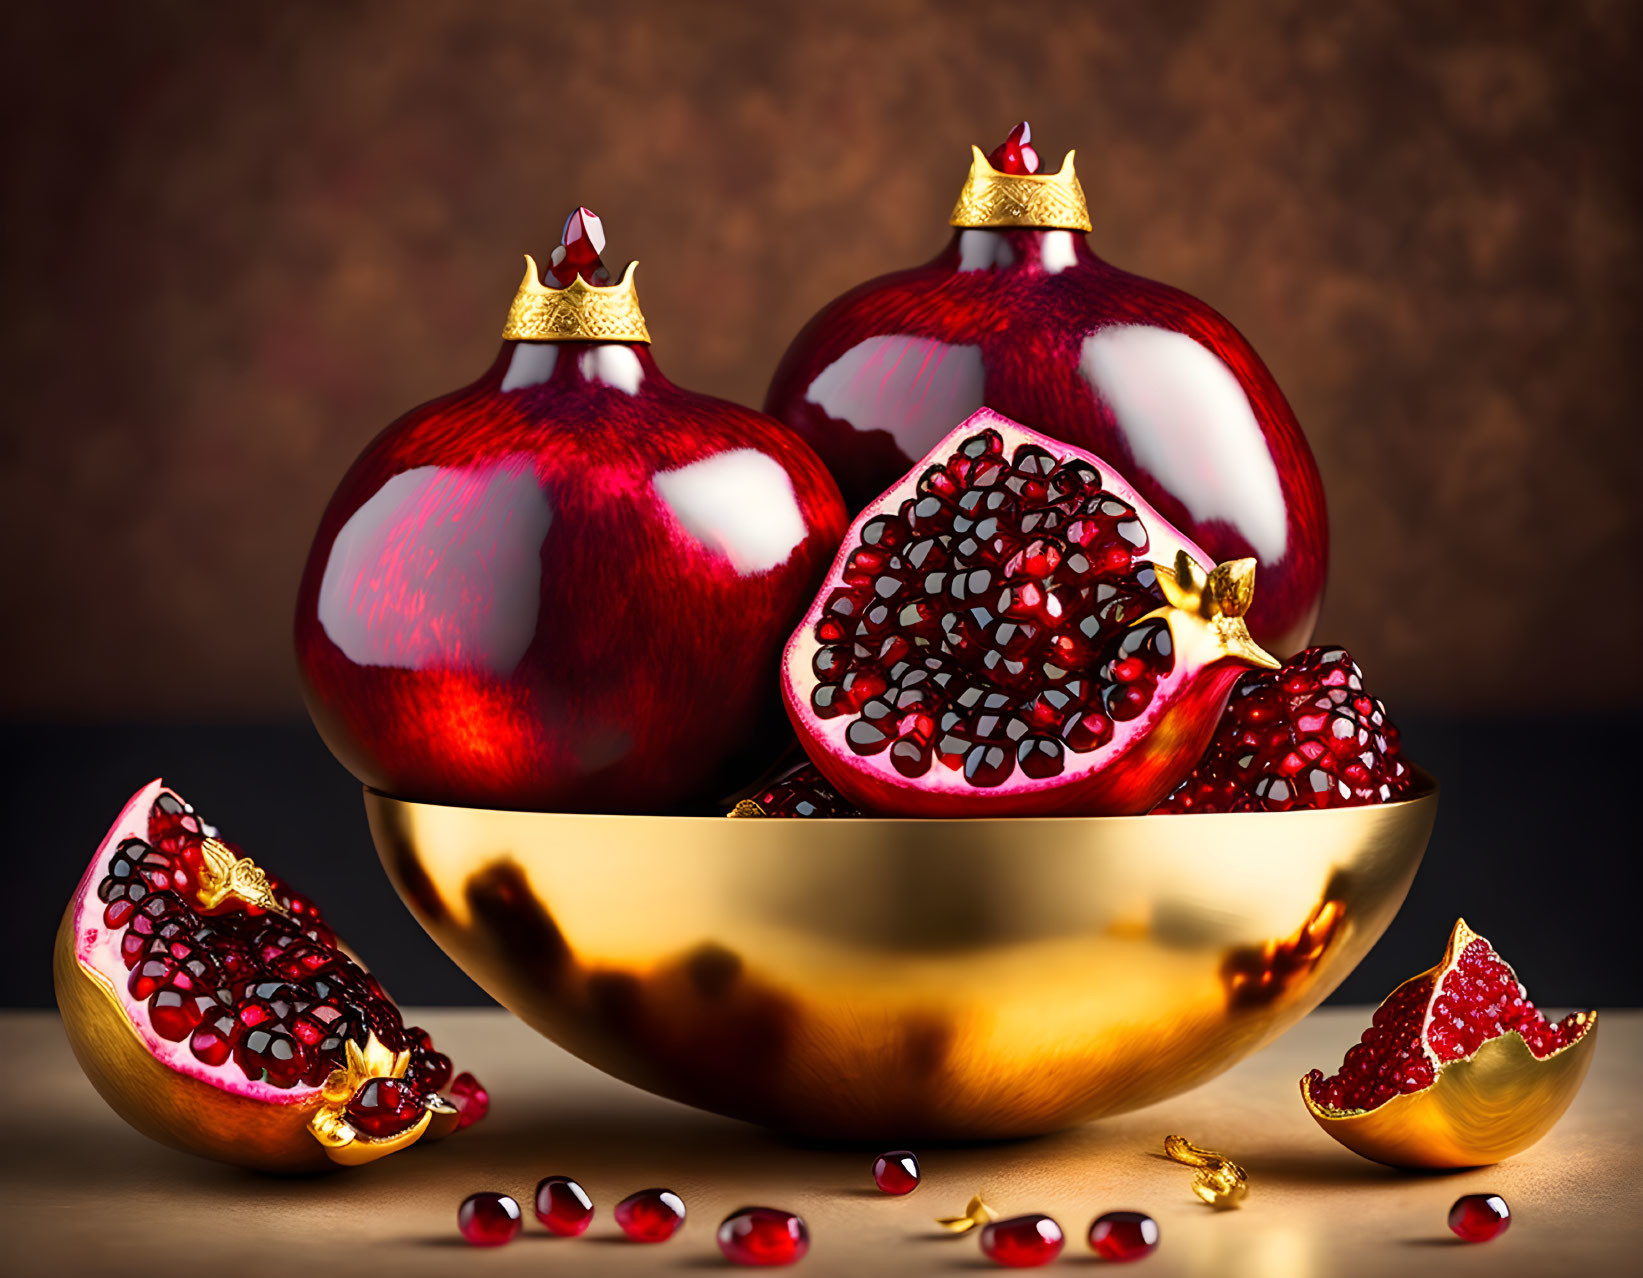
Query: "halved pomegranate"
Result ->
[[1301, 919, 1597, 1167], [781, 409, 1278, 816], [55, 779, 483, 1171]]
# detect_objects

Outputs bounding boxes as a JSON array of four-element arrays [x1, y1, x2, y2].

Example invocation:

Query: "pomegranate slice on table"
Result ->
[[781, 409, 1278, 816], [55, 779, 484, 1170], [1301, 918, 1596, 1167]]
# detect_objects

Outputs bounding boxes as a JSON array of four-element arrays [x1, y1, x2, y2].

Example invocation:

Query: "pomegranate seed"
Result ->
[[345, 1077, 425, 1138], [1088, 1211, 1159, 1262], [615, 1188, 686, 1243], [872, 1150, 920, 1195], [457, 1192, 521, 1247], [548, 206, 611, 286], [716, 1207, 810, 1267], [1448, 1194, 1511, 1243], [987, 121, 1041, 175], [448, 1071, 489, 1127], [979, 1214, 1064, 1267], [534, 1176, 594, 1236]]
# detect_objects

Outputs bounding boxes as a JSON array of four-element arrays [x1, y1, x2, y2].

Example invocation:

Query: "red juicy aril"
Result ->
[[765, 123, 1326, 655], [1155, 646, 1412, 813], [1302, 919, 1597, 1168], [782, 410, 1278, 816], [54, 779, 481, 1170], [296, 208, 846, 813]]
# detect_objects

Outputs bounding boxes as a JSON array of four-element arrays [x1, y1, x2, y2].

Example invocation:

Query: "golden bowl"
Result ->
[[365, 774, 1437, 1141]]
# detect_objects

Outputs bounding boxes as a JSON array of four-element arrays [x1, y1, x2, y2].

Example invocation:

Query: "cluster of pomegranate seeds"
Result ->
[[740, 762, 858, 818], [987, 121, 1041, 175], [534, 1175, 595, 1236], [1088, 1211, 1159, 1262], [1307, 934, 1586, 1112], [1449, 1194, 1511, 1242], [96, 794, 464, 1110], [458, 1192, 522, 1247], [547, 206, 612, 286], [615, 1188, 687, 1242], [979, 1214, 1065, 1267], [872, 1150, 920, 1195], [808, 429, 1171, 790], [1155, 646, 1411, 813], [717, 1207, 810, 1267]]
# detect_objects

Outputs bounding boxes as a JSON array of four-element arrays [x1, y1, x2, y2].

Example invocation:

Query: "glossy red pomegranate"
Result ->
[[297, 209, 847, 812], [54, 779, 481, 1170], [1154, 645, 1412, 813], [782, 410, 1278, 817], [765, 123, 1326, 655]]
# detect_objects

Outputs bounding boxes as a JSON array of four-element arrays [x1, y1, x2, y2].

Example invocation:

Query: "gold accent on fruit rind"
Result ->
[[949, 147, 1093, 231], [304, 1032, 436, 1166], [365, 774, 1437, 1140], [1164, 1134, 1248, 1208], [727, 799, 766, 818], [502, 257, 650, 343], [196, 837, 284, 914], [935, 1193, 998, 1234], [1301, 1010, 1597, 1168], [1148, 551, 1279, 671]]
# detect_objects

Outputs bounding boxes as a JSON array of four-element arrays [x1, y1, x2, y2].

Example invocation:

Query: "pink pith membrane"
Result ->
[[70, 779, 482, 1126], [1155, 645, 1412, 813], [781, 409, 1271, 817], [1305, 925, 1590, 1112]]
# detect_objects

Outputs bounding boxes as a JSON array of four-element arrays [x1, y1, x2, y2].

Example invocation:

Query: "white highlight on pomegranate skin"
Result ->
[[804, 334, 986, 461], [1079, 325, 1288, 563], [317, 458, 553, 672], [652, 449, 806, 576], [500, 343, 559, 391], [577, 345, 644, 395], [958, 229, 1015, 271], [1038, 231, 1078, 274]]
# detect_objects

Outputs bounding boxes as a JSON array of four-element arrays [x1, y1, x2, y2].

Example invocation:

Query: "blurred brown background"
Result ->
[[2, 0, 1641, 718]]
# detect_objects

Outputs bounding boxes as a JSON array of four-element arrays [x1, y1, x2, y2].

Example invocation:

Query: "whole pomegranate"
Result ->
[[765, 123, 1327, 655], [1155, 645, 1412, 813], [782, 410, 1278, 817], [296, 210, 847, 812], [55, 779, 484, 1170]]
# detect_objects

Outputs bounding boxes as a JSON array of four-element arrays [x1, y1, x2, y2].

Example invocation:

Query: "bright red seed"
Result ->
[[1088, 1211, 1159, 1262], [716, 1207, 810, 1267], [548, 207, 611, 286], [534, 1176, 595, 1237], [615, 1188, 686, 1243], [980, 1214, 1064, 1267], [987, 121, 1041, 175], [872, 1150, 920, 1195], [448, 1071, 489, 1128], [457, 1192, 521, 1247], [1448, 1194, 1511, 1243], [344, 1077, 425, 1138]]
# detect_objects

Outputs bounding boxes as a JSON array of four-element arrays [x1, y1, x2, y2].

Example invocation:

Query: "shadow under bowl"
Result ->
[[365, 774, 1436, 1141]]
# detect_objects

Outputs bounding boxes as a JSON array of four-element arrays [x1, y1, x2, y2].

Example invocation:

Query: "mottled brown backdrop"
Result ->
[[2, 0, 1639, 718]]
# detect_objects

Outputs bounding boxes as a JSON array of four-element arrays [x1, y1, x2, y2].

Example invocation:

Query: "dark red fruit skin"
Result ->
[[296, 341, 847, 812], [765, 228, 1326, 655]]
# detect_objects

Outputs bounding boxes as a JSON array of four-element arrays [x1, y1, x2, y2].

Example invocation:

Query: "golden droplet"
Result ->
[[1164, 1135, 1248, 1209], [935, 1193, 998, 1234]]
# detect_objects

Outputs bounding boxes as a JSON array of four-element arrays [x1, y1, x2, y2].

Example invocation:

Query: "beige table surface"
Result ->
[[2, 1008, 1636, 1276]]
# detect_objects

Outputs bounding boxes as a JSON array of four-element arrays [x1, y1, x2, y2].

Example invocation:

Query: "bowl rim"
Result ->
[[365, 766, 1437, 825]]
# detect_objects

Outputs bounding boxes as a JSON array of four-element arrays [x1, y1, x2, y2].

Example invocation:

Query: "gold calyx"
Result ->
[[935, 1193, 998, 1235], [949, 146, 1092, 231], [307, 1032, 432, 1166], [196, 837, 285, 914], [1147, 551, 1279, 670], [727, 799, 767, 818], [1164, 1135, 1248, 1209], [502, 256, 651, 343]]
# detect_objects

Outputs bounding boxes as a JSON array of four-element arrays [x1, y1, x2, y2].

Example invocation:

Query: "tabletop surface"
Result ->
[[3, 1007, 1637, 1276]]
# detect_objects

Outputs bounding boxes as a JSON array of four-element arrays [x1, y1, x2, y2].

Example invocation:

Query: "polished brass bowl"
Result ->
[[366, 775, 1437, 1140]]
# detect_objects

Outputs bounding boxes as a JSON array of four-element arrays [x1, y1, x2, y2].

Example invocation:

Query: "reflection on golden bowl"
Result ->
[[366, 775, 1437, 1140]]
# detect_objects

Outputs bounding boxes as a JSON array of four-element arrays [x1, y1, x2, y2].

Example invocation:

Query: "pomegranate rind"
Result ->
[[55, 779, 459, 1171], [1299, 919, 1598, 1168], [781, 408, 1267, 816]]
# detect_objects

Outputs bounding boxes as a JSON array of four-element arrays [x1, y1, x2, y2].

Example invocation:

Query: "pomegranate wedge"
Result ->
[[1301, 918, 1596, 1167], [55, 779, 483, 1170], [782, 410, 1277, 816]]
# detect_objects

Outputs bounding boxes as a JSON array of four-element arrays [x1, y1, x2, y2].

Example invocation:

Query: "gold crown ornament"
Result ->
[[949, 142, 1092, 231], [501, 207, 651, 344]]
